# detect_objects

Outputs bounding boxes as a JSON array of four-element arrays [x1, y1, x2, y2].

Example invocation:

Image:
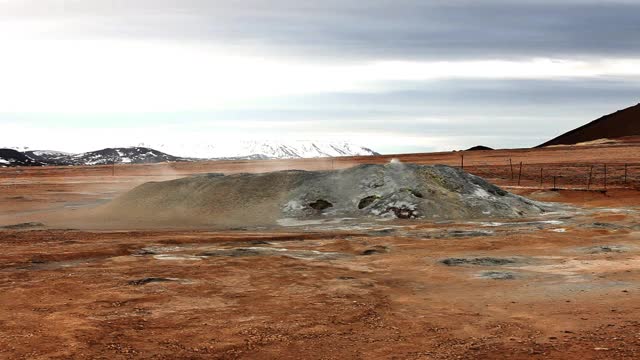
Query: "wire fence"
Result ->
[[461, 160, 640, 191], [3, 154, 639, 192]]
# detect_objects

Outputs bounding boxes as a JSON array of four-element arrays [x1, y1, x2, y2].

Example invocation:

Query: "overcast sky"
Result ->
[[1, 0, 639, 153]]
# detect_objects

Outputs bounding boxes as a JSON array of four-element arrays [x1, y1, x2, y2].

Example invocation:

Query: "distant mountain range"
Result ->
[[539, 103, 640, 147], [24, 148, 185, 166], [0, 149, 45, 167], [139, 141, 379, 159], [0, 141, 379, 167]]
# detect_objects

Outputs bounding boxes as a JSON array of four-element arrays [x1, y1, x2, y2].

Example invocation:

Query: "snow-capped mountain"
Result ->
[[24, 147, 185, 166], [72, 148, 185, 165], [23, 150, 73, 165], [140, 141, 379, 159], [1, 142, 379, 167], [0, 149, 43, 167]]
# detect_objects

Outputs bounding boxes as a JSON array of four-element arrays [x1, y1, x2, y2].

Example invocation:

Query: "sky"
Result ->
[[1, 0, 640, 154]]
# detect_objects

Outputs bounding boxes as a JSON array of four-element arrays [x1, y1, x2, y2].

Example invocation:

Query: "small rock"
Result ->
[[128, 277, 175, 286]]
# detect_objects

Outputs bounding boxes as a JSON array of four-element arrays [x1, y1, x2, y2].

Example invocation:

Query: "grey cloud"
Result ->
[[2, 1, 639, 153], [3, 0, 640, 61]]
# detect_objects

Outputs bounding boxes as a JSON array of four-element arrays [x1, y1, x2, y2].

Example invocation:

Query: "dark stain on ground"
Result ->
[[584, 245, 628, 254], [580, 222, 625, 229], [479, 271, 517, 280], [128, 277, 175, 286], [367, 229, 395, 236], [132, 249, 159, 256], [0, 222, 45, 230], [422, 230, 495, 239], [199, 248, 265, 257], [337, 276, 356, 280], [441, 257, 518, 266], [361, 246, 390, 256]]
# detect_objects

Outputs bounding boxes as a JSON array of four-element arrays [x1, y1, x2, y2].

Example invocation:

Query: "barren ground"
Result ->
[[1, 143, 640, 359]]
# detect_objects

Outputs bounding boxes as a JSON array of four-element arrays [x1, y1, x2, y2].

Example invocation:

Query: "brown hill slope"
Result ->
[[538, 103, 640, 147]]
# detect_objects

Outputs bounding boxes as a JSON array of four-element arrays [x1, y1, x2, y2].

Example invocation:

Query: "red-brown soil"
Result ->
[[1, 143, 640, 359]]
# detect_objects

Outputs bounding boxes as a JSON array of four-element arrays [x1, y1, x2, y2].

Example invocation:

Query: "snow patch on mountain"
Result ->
[[29, 150, 72, 157], [139, 141, 379, 159]]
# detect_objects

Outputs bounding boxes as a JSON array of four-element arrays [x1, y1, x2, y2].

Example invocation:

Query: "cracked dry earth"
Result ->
[[2, 205, 640, 359]]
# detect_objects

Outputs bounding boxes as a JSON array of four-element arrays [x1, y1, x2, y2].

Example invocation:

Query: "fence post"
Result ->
[[624, 164, 628, 185], [461, 154, 464, 170], [518, 162, 523, 186], [509, 158, 514, 180], [553, 176, 557, 190], [604, 164, 607, 191], [587, 165, 593, 190], [540, 168, 543, 188]]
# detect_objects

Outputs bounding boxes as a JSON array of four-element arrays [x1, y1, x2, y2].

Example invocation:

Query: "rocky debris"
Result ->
[[198, 247, 348, 261], [441, 257, 519, 267], [361, 246, 390, 256], [131, 248, 159, 256], [385, 206, 418, 219], [153, 254, 203, 261], [240, 240, 271, 246], [367, 228, 396, 236], [583, 245, 629, 254], [478, 220, 564, 229], [422, 229, 495, 239], [24, 258, 100, 271], [128, 277, 176, 286], [0, 222, 45, 230], [580, 222, 626, 230], [478, 271, 517, 280], [448, 230, 495, 237], [98, 163, 552, 228], [199, 248, 267, 258]]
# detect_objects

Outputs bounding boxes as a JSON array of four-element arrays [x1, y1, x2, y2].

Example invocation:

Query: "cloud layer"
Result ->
[[1, 0, 639, 153]]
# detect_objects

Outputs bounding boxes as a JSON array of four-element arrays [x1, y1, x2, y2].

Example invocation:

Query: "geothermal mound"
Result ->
[[96, 163, 550, 228]]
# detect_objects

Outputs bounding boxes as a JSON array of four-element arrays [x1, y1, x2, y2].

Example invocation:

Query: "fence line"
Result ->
[[459, 160, 640, 191]]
